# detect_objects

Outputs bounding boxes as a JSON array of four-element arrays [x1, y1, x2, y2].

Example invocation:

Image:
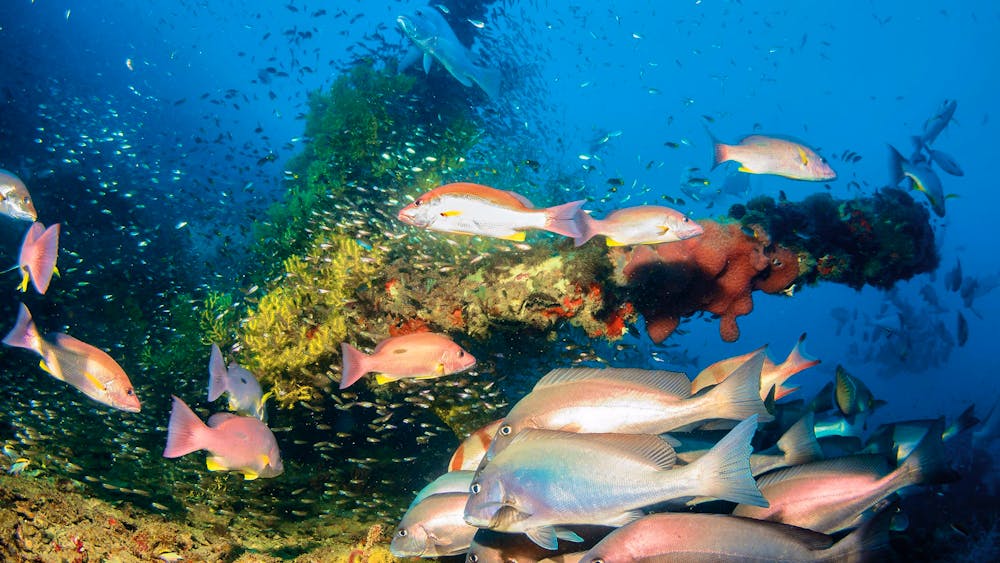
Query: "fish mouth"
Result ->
[[397, 208, 428, 227]]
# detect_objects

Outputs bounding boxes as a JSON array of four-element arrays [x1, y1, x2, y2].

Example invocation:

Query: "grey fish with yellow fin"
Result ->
[[710, 131, 837, 181], [162, 395, 283, 480], [464, 416, 767, 549], [208, 343, 267, 421], [572, 205, 704, 247], [397, 6, 501, 99], [3, 303, 141, 412], [484, 351, 771, 462], [889, 144, 946, 217], [0, 169, 37, 221], [578, 511, 890, 563]]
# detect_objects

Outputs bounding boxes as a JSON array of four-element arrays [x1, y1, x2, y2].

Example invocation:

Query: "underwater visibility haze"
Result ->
[[0, 0, 998, 561]]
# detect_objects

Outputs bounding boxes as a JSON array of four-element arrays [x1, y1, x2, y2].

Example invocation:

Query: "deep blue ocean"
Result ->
[[0, 1, 998, 561]]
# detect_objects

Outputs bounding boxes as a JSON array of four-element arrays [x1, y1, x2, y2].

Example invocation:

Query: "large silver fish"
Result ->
[[397, 7, 501, 99], [0, 169, 37, 222], [484, 352, 770, 462], [464, 416, 766, 549], [732, 422, 950, 534], [391, 492, 479, 557], [579, 513, 888, 563]]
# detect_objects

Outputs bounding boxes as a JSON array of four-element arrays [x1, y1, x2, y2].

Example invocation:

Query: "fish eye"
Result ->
[[467, 555, 478, 563], [414, 199, 422, 207], [126, 388, 135, 396], [772, 258, 782, 267], [471, 483, 481, 494], [591, 559, 605, 563], [397, 528, 407, 537], [499, 425, 512, 436], [458, 350, 465, 357]]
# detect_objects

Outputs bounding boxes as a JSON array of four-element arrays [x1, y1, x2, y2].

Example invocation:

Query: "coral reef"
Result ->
[[730, 188, 938, 290], [239, 233, 384, 408], [0, 473, 397, 562], [611, 220, 799, 343]]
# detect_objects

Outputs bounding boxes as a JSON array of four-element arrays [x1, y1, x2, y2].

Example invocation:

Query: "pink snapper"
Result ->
[[340, 331, 476, 390], [712, 134, 837, 181], [17, 222, 60, 295]]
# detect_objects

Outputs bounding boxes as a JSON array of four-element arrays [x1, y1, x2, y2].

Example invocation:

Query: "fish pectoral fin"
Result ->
[[797, 146, 809, 166], [422, 53, 433, 74], [554, 527, 584, 543], [374, 374, 393, 385], [17, 269, 29, 293], [606, 509, 645, 526], [440, 210, 462, 217], [83, 371, 107, 391], [258, 454, 270, 467], [524, 526, 561, 550], [435, 362, 446, 375], [499, 231, 526, 241], [206, 456, 227, 472], [658, 225, 671, 235]]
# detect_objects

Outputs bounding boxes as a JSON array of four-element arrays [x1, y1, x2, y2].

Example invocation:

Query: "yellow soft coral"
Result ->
[[240, 233, 383, 408]]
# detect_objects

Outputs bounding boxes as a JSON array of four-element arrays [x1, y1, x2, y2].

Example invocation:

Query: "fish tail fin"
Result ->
[[473, 66, 502, 100], [339, 342, 370, 390], [25, 223, 59, 295], [163, 395, 209, 458], [705, 126, 728, 169], [2, 303, 41, 354], [689, 415, 768, 506], [892, 418, 957, 489], [770, 332, 821, 400], [543, 200, 586, 239], [944, 404, 979, 441], [573, 210, 599, 247], [207, 343, 228, 401], [705, 351, 774, 423], [775, 412, 824, 467], [829, 505, 893, 563], [887, 145, 906, 185]]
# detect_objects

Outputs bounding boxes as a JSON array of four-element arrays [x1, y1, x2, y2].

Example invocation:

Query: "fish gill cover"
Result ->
[[0, 1, 997, 562]]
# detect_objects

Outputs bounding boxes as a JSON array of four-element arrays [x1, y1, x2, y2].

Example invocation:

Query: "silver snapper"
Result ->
[[391, 492, 479, 557], [464, 416, 766, 549], [397, 7, 501, 99], [579, 513, 888, 563], [484, 352, 771, 462]]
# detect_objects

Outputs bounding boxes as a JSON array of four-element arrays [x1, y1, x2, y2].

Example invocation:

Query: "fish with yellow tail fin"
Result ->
[[163, 395, 283, 480], [17, 222, 60, 294], [2, 303, 141, 412], [207, 343, 268, 421], [340, 331, 476, 390], [573, 205, 703, 247], [710, 131, 837, 181], [397, 182, 585, 241]]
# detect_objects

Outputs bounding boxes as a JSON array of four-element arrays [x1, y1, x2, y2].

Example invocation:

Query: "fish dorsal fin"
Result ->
[[755, 454, 890, 489], [744, 518, 834, 551], [534, 367, 692, 398], [207, 412, 239, 427], [509, 429, 677, 470]]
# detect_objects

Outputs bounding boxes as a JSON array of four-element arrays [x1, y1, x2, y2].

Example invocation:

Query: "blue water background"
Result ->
[[0, 0, 997, 493]]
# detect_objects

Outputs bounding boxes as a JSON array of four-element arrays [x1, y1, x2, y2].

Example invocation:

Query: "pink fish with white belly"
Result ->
[[163, 395, 283, 480], [397, 182, 585, 241], [340, 331, 476, 389], [3, 303, 141, 412], [17, 222, 60, 294], [573, 205, 703, 247], [710, 132, 837, 181]]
